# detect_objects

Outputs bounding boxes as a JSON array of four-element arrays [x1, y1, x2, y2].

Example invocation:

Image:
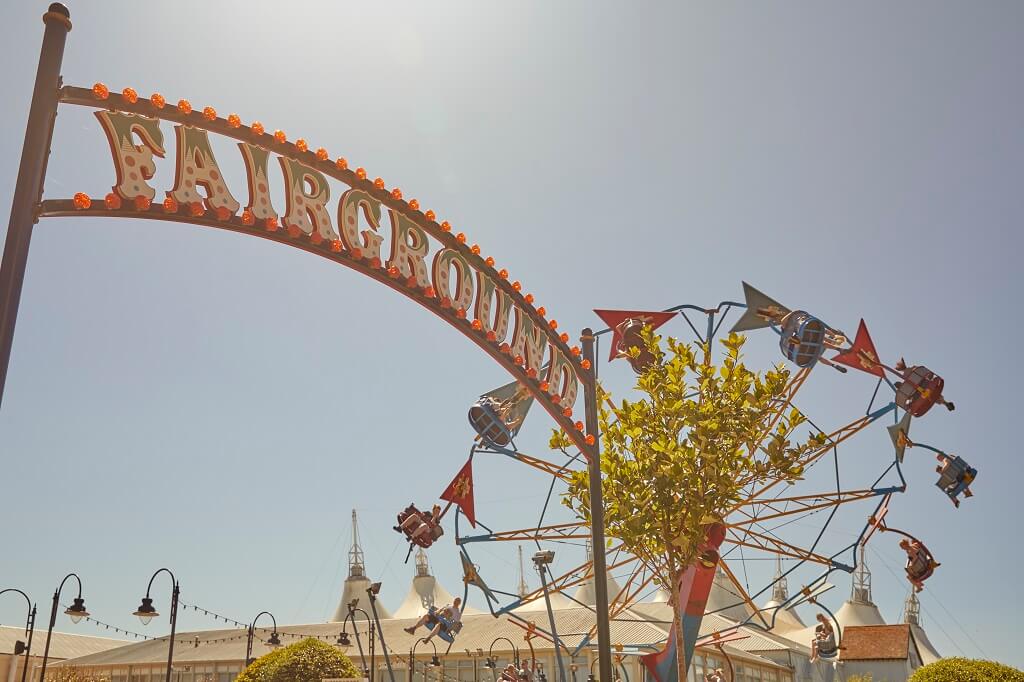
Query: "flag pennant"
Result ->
[[593, 309, 677, 361], [440, 459, 476, 527], [832, 319, 886, 377], [730, 282, 791, 333], [887, 411, 913, 462]]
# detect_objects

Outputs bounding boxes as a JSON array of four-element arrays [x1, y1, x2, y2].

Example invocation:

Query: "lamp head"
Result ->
[[133, 597, 158, 625], [369, 583, 382, 596], [532, 550, 555, 566], [348, 598, 359, 610], [431, 655, 441, 667], [485, 658, 496, 669], [267, 632, 281, 648], [65, 597, 89, 624], [338, 631, 351, 646]]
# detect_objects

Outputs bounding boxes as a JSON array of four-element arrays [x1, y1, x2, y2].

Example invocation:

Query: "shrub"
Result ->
[[908, 657, 1024, 682], [236, 638, 360, 682]]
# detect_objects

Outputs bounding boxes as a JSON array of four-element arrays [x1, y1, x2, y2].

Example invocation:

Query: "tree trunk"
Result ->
[[672, 570, 688, 682]]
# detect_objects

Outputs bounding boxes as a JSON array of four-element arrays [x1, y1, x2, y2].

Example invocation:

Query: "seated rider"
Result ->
[[900, 539, 937, 592], [397, 504, 442, 542], [935, 455, 974, 507], [403, 597, 462, 642], [704, 669, 726, 682], [499, 663, 519, 682], [809, 614, 836, 662]]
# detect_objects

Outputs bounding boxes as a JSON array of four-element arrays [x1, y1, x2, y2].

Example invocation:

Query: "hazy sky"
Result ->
[[1, 0, 1021, 671]]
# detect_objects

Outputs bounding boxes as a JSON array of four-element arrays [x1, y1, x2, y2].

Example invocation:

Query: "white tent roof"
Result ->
[[332, 575, 390, 622], [392, 548, 480, 619], [705, 568, 755, 623], [757, 599, 806, 635]]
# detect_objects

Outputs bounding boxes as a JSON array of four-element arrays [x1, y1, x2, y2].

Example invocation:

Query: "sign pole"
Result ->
[[581, 328, 613, 682], [0, 3, 71, 411]]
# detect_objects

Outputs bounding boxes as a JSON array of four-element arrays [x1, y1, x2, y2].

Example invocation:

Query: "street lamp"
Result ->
[[133, 568, 180, 682], [0, 588, 36, 682], [408, 638, 440, 682], [487, 637, 519, 682], [532, 551, 566, 682], [366, 583, 397, 682], [343, 598, 376, 682], [39, 574, 89, 682], [245, 611, 282, 666]]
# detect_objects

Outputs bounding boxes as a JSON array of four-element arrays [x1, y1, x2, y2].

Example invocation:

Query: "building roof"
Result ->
[[839, 624, 920, 661], [0, 626, 126, 660], [55, 607, 790, 673]]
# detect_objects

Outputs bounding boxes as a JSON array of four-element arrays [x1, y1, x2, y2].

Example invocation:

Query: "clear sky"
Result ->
[[1, 0, 1021, 671]]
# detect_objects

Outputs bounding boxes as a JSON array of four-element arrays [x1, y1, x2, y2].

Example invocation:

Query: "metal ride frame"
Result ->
[[453, 296, 945, 679], [0, 7, 616, 682]]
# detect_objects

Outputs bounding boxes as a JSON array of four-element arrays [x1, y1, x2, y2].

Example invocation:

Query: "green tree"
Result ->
[[556, 330, 824, 682], [908, 657, 1024, 682], [236, 638, 361, 682]]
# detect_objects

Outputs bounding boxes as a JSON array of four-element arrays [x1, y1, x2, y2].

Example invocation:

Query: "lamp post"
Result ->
[[133, 568, 180, 682], [0, 589, 36, 682], [580, 328, 612, 682], [245, 611, 281, 666], [531, 551, 565, 682], [408, 638, 440, 682], [342, 598, 375, 682], [366, 583, 396, 682], [38, 574, 89, 682], [487, 637, 519, 682]]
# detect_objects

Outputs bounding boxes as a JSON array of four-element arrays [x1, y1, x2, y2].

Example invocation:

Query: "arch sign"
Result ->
[[0, 7, 595, 459]]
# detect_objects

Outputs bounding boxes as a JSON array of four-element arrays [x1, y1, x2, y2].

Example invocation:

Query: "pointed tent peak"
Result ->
[[770, 556, 788, 603], [888, 412, 914, 463], [902, 590, 921, 626], [593, 309, 678, 361], [349, 509, 365, 578], [832, 319, 886, 378], [415, 547, 431, 578], [730, 282, 791, 333], [851, 546, 875, 605]]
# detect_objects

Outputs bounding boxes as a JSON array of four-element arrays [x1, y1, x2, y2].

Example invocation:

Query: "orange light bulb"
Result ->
[[177, 99, 192, 114], [391, 188, 402, 199], [549, 319, 558, 329], [150, 93, 165, 108], [409, 199, 420, 211], [295, 138, 308, 152], [202, 106, 217, 121], [525, 294, 535, 304], [273, 130, 286, 143], [471, 244, 481, 255], [537, 307, 546, 316], [316, 148, 329, 160], [337, 158, 349, 171], [72, 192, 91, 210], [241, 209, 255, 225], [425, 210, 436, 221], [560, 333, 569, 343], [104, 193, 121, 209], [163, 197, 178, 213], [374, 177, 385, 189], [581, 359, 591, 369], [92, 83, 109, 100], [499, 269, 508, 279], [485, 257, 495, 267], [440, 221, 451, 232], [356, 167, 366, 179], [227, 114, 241, 128], [512, 281, 522, 291], [455, 232, 466, 243], [250, 121, 265, 136], [122, 87, 138, 104], [472, 319, 483, 330]]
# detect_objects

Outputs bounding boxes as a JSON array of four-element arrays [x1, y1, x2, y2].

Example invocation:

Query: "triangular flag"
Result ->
[[440, 459, 476, 527], [594, 309, 677, 361], [730, 282, 791, 333], [832, 319, 886, 377], [887, 412, 913, 463]]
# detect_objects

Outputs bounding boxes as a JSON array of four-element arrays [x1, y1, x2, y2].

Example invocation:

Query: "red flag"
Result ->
[[832, 319, 886, 377], [440, 459, 476, 527], [594, 309, 677, 361]]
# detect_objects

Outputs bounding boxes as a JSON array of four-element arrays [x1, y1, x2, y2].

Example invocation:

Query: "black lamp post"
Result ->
[[245, 611, 281, 666], [38, 574, 88, 682], [366, 583, 396, 682], [408, 638, 440, 682], [487, 637, 519, 682], [342, 598, 376, 682], [0, 588, 36, 682], [133, 568, 180, 682]]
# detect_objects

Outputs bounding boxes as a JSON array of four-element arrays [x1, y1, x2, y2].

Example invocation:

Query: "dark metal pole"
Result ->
[[367, 587, 396, 682], [0, 3, 72, 411], [536, 564, 566, 682], [22, 605, 36, 682], [165, 582, 179, 682], [580, 328, 612, 682], [39, 573, 83, 682]]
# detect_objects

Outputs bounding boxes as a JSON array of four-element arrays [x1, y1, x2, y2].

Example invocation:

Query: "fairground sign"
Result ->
[[0, 7, 613, 681], [0, 8, 596, 456]]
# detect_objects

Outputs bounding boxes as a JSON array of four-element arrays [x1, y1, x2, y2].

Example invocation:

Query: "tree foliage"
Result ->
[[557, 330, 825, 588], [908, 657, 1024, 682], [236, 638, 360, 682]]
